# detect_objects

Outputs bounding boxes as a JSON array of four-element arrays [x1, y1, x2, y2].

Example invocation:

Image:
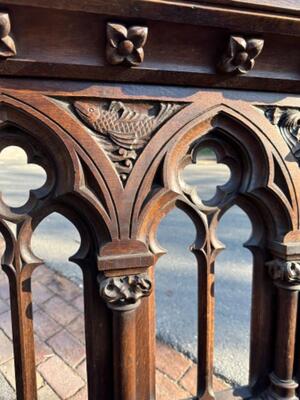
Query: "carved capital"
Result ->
[[106, 22, 148, 66], [267, 259, 300, 285], [0, 12, 16, 58], [218, 35, 264, 74], [98, 273, 152, 311]]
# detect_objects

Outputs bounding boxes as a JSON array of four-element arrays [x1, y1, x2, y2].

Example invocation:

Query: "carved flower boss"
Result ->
[[106, 22, 148, 66], [219, 35, 264, 74]]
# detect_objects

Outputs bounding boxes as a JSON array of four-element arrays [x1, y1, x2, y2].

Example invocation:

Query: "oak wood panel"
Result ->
[[0, 2, 299, 400]]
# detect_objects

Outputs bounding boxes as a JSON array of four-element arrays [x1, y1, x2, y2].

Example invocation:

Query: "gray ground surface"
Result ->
[[0, 147, 253, 387], [0, 373, 15, 400]]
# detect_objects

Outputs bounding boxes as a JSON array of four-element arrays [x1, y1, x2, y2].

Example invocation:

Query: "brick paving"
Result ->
[[0, 265, 229, 399]]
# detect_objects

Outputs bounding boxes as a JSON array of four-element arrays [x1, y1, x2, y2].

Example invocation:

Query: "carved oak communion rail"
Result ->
[[0, 1, 299, 400]]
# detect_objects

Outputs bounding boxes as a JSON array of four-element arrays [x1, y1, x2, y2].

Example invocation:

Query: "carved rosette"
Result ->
[[219, 35, 264, 74], [0, 12, 16, 58], [267, 259, 300, 286], [106, 22, 148, 66], [264, 107, 300, 164], [98, 274, 152, 311]]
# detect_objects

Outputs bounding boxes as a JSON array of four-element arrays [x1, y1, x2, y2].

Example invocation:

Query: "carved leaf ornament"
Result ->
[[99, 274, 152, 310]]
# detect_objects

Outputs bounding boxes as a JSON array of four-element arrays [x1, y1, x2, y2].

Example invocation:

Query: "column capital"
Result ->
[[266, 259, 300, 289], [98, 273, 152, 311]]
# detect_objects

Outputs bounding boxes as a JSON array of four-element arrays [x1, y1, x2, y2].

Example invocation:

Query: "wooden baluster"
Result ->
[[249, 249, 274, 394], [266, 259, 300, 400], [3, 264, 38, 400], [196, 250, 215, 400], [99, 273, 152, 400], [82, 260, 113, 400]]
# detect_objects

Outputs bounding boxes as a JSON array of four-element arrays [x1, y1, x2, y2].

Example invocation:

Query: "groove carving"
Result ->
[[73, 100, 181, 182]]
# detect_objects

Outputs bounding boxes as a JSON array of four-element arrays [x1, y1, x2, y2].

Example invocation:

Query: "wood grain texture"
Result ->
[[0, 1, 299, 399]]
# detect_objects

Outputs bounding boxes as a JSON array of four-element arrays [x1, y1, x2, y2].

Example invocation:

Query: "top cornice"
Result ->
[[1, 0, 300, 36]]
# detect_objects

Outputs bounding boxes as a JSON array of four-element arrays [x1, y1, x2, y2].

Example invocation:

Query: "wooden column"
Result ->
[[99, 274, 152, 400], [266, 259, 300, 400]]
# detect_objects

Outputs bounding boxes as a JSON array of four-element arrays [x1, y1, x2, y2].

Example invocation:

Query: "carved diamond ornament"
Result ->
[[73, 100, 181, 182]]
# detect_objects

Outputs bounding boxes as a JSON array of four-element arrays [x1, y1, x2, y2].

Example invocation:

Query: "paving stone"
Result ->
[[70, 386, 88, 399], [0, 330, 13, 365], [41, 296, 79, 326], [156, 341, 192, 381], [34, 335, 54, 366], [37, 384, 60, 400], [0, 371, 15, 400], [0, 358, 44, 390], [38, 355, 85, 399], [33, 265, 55, 285], [73, 295, 84, 313], [76, 359, 87, 381], [0, 298, 9, 315], [48, 329, 85, 368], [46, 274, 81, 302], [33, 309, 61, 340], [179, 363, 229, 395], [67, 316, 85, 344], [156, 370, 190, 400], [32, 281, 54, 304], [0, 279, 10, 301], [0, 311, 12, 340]]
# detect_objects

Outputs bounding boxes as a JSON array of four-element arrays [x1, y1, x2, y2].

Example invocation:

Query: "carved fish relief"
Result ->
[[73, 100, 181, 181]]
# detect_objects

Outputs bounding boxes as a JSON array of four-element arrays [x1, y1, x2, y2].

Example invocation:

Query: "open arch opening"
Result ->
[[214, 205, 252, 388], [31, 212, 87, 399]]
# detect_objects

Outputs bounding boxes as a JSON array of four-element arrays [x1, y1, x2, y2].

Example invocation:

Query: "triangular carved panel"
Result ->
[[72, 100, 182, 183]]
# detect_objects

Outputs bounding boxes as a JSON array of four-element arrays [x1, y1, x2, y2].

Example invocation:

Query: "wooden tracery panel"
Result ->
[[0, 83, 299, 400]]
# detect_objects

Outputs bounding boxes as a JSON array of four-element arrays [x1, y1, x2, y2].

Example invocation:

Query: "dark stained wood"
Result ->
[[0, 2, 299, 400]]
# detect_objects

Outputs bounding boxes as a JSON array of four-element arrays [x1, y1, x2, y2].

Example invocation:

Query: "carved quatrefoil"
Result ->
[[106, 22, 148, 66], [219, 35, 264, 74], [0, 12, 16, 58]]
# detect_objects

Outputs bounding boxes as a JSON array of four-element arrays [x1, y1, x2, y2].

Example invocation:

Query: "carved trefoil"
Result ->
[[264, 107, 300, 164], [98, 273, 152, 311], [0, 12, 16, 58], [218, 35, 264, 74], [106, 22, 148, 66], [73, 100, 181, 182]]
